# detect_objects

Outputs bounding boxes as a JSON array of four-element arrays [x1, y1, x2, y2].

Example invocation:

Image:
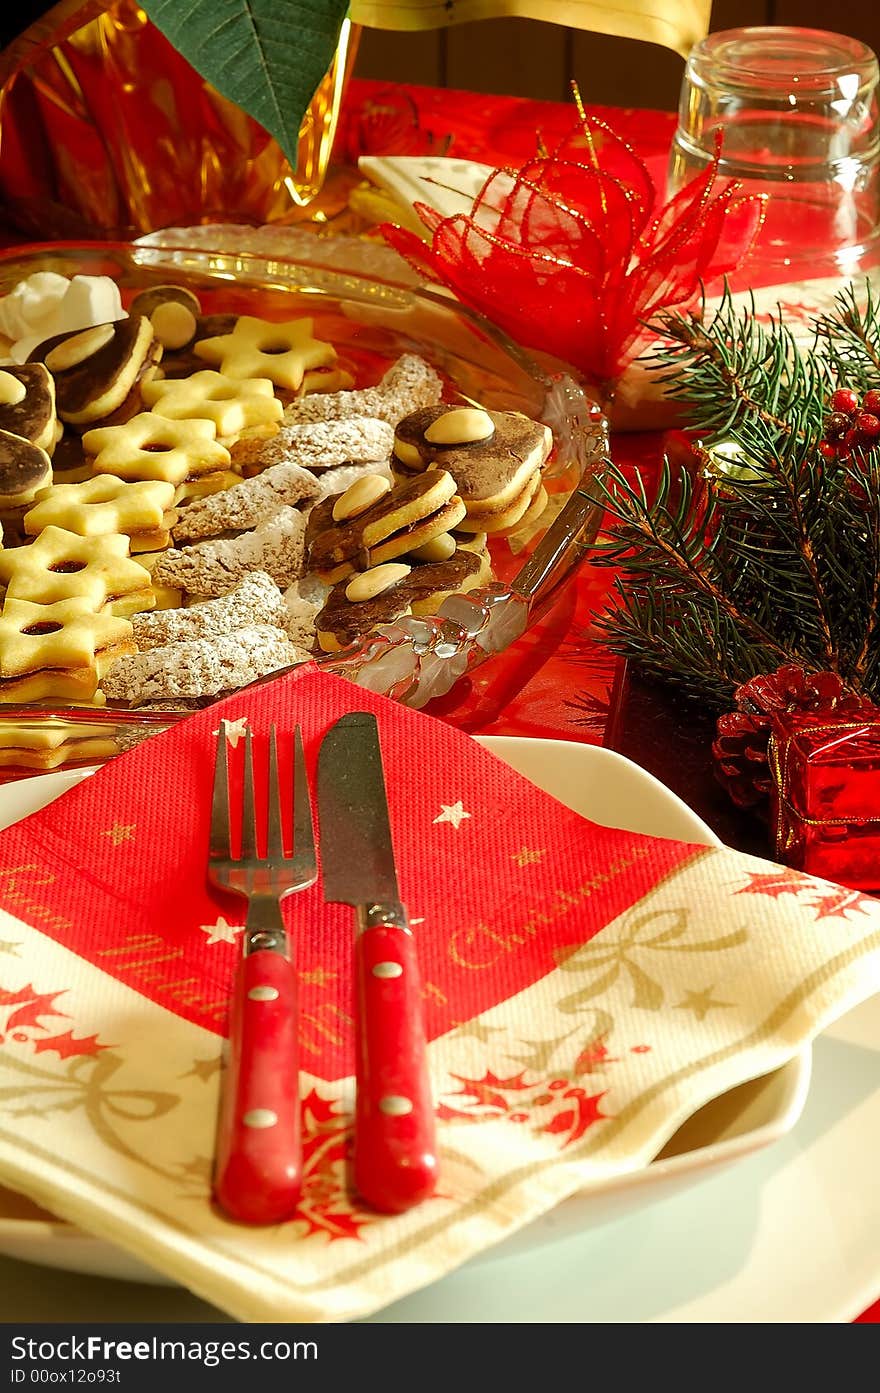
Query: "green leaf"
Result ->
[[141, 0, 349, 168]]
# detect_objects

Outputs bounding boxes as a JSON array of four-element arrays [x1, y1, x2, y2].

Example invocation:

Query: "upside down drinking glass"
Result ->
[[669, 25, 880, 280]]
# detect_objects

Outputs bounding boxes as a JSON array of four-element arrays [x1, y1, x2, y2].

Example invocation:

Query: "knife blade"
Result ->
[[317, 711, 438, 1214]]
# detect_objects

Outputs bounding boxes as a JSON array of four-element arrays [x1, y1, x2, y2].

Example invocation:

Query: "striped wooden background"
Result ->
[[354, 2, 880, 111]]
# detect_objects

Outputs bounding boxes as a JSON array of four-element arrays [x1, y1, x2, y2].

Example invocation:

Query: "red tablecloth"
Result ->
[[338, 77, 880, 1326]]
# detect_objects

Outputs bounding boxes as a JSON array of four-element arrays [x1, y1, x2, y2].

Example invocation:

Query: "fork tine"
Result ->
[[266, 724, 284, 859], [291, 725, 317, 875], [209, 721, 232, 859], [240, 727, 258, 860]]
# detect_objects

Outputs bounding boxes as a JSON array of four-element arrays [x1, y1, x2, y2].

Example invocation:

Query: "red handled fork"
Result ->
[[208, 722, 317, 1224]]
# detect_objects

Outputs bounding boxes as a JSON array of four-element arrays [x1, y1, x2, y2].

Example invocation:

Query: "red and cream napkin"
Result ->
[[0, 665, 878, 1321]]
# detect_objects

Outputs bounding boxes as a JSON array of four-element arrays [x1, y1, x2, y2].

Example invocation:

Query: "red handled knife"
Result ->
[[317, 712, 438, 1214]]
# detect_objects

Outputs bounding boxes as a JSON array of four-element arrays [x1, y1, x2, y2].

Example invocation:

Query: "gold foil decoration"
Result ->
[[0, 1, 358, 240]]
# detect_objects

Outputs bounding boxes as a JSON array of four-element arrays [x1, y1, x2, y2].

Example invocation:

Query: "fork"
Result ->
[[209, 721, 317, 1225]]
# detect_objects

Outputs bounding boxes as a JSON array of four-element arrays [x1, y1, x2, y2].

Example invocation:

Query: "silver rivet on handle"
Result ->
[[372, 961, 403, 979], [247, 985, 280, 1001], [379, 1095, 413, 1117], [242, 1108, 278, 1129]]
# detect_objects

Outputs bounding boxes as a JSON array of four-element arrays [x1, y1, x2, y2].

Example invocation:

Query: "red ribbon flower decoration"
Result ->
[[382, 112, 764, 402]]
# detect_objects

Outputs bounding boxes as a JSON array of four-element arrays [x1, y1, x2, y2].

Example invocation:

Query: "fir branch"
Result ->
[[815, 281, 880, 391], [649, 286, 829, 450], [587, 459, 806, 689]]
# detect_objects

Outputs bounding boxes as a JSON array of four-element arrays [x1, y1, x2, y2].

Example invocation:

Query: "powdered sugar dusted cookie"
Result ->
[[153, 508, 306, 596], [230, 415, 392, 477], [172, 461, 319, 543], [131, 572, 286, 649], [102, 625, 305, 703], [282, 354, 442, 428], [282, 577, 325, 651]]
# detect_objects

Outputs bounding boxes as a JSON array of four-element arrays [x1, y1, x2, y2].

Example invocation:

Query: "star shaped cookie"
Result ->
[[193, 315, 338, 391]]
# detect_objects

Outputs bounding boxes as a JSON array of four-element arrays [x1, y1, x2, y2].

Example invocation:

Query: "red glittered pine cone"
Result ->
[[713, 665, 877, 812], [381, 111, 764, 400]]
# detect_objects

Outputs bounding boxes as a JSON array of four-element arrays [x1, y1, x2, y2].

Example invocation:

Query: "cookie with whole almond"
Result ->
[[150, 313, 237, 379], [314, 546, 491, 653], [29, 316, 160, 430], [306, 469, 466, 583], [392, 404, 552, 534]]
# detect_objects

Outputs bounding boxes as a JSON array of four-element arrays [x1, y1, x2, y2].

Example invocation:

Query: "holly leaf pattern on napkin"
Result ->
[[141, 0, 349, 167]]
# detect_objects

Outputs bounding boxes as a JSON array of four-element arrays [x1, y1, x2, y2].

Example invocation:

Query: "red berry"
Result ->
[[856, 412, 880, 441], [818, 440, 838, 462], [831, 388, 860, 414], [844, 428, 860, 447], [826, 410, 851, 438], [862, 389, 880, 414]]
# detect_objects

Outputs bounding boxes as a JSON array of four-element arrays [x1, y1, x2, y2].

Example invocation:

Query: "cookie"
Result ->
[[453, 468, 545, 536], [129, 285, 202, 323], [172, 460, 319, 543], [23, 475, 178, 553], [153, 507, 307, 596], [0, 430, 52, 509], [129, 286, 202, 353], [229, 415, 393, 478], [194, 315, 339, 392], [131, 572, 287, 649], [101, 624, 305, 704], [0, 595, 135, 703], [173, 472, 243, 507], [0, 722, 119, 770], [49, 432, 92, 483], [306, 469, 466, 583], [142, 370, 283, 443], [0, 364, 57, 454], [30, 316, 159, 429], [0, 525, 154, 617], [281, 578, 323, 651], [315, 547, 489, 653], [135, 550, 183, 611], [282, 354, 443, 428], [83, 413, 232, 486], [151, 313, 238, 379], [393, 404, 553, 524]]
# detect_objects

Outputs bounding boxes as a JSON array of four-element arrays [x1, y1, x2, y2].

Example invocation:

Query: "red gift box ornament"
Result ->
[[769, 711, 880, 892], [382, 90, 765, 405]]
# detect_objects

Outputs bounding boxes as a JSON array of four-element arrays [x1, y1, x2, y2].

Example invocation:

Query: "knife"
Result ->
[[317, 711, 438, 1214]]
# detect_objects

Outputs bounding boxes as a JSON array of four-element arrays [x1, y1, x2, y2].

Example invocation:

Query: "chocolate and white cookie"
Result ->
[[29, 316, 161, 430], [0, 430, 52, 511], [315, 546, 490, 653], [306, 469, 466, 583], [392, 404, 552, 534], [0, 365, 58, 455]]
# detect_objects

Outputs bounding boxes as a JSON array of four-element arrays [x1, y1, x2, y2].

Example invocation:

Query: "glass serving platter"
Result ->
[[0, 241, 608, 777]]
